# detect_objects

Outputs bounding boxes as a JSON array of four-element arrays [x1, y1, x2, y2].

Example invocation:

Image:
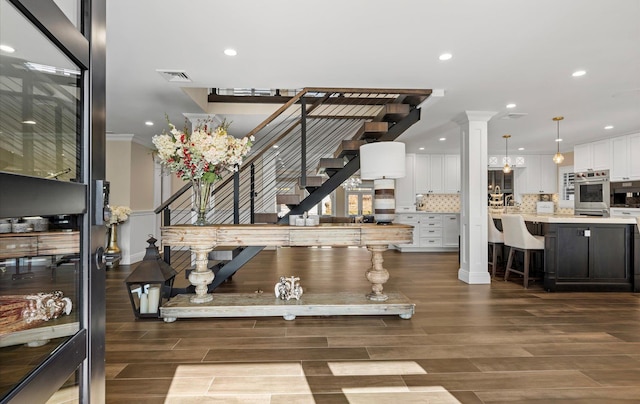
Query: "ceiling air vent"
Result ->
[[500, 112, 528, 120], [156, 69, 192, 83]]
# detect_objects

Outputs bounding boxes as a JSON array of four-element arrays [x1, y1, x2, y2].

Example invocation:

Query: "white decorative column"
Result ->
[[454, 111, 497, 284]]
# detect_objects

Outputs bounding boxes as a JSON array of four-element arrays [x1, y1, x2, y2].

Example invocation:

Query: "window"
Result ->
[[558, 166, 575, 208]]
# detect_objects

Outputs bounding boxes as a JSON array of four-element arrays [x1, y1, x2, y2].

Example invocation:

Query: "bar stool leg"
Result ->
[[523, 250, 530, 289], [504, 248, 515, 282], [491, 243, 497, 277]]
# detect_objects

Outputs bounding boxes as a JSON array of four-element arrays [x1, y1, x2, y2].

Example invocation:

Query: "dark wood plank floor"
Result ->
[[106, 247, 640, 403]]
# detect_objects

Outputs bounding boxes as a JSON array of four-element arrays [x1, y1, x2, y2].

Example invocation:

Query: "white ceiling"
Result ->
[[102, 0, 640, 156]]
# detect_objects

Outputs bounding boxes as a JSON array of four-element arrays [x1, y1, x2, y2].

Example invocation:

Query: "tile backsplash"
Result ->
[[417, 194, 460, 212], [415, 193, 574, 215], [519, 194, 574, 215]]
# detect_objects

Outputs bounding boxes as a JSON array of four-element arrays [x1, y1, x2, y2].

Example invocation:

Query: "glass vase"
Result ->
[[192, 179, 213, 226]]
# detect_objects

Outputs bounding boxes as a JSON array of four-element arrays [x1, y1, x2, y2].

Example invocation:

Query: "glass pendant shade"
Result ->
[[552, 152, 565, 164], [553, 116, 564, 165], [502, 134, 511, 173]]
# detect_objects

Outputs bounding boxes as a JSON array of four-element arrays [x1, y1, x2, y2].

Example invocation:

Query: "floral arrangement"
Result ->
[[152, 119, 254, 184], [108, 205, 131, 226]]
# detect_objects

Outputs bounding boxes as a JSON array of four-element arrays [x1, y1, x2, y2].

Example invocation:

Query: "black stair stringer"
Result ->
[[208, 245, 265, 290]]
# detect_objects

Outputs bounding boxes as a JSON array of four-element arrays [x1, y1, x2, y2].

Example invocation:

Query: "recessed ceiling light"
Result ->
[[224, 48, 237, 56], [419, 147, 425, 150], [555, 138, 563, 142], [22, 120, 36, 125], [272, 145, 279, 149], [604, 125, 614, 130], [506, 103, 516, 109], [572, 70, 586, 77], [518, 147, 525, 151], [439, 137, 446, 141], [145, 121, 153, 126], [438, 53, 452, 61], [0, 44, 15, 53]]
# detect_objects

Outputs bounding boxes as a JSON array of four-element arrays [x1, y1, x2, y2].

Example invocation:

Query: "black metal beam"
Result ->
[[379, 107, 421, 142], [209, 246, 265, 290], [233, 168, 240, 224], [300, 98, 307, 188]]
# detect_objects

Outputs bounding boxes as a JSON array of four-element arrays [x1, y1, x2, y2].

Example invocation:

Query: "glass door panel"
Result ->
[[346, 191, 373, 216], [0, 0, 98, 402]]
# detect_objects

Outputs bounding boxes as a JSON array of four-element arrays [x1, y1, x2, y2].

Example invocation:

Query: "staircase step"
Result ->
[[334, 140, 365, 159], [298, 175, 324, 188], [254, 212, 279, 224], [276, 194, 302, 206], [316, 158, 345, 176], [352, 121, 389, 140], [377, 103, 410, 122]]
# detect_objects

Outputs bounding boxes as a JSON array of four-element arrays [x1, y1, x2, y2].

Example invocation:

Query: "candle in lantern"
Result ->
[[139, 292, 149, 314], [147, 286, 160, 313]]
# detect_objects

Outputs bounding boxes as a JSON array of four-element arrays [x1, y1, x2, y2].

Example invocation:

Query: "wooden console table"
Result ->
[[160, 223, 414, 321]]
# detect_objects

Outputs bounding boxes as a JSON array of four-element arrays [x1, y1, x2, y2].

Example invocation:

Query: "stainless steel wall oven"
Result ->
[[574, 170, 610, 216]]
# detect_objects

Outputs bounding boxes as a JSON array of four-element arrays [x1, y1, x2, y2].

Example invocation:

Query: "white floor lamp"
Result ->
[[359, 141, 406, 224]]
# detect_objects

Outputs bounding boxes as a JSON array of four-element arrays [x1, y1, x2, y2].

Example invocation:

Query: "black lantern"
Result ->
[[124, 236, 177, 319]]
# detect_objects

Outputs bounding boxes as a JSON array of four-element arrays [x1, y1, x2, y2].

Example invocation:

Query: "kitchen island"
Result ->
[[500, 214, 639, 292]]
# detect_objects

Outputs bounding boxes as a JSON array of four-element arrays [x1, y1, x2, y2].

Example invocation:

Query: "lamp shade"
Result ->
[[359, 142, 406, 180]]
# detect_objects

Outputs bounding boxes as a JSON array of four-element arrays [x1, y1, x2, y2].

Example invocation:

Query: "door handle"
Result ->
[[94, 246, 107, 270]]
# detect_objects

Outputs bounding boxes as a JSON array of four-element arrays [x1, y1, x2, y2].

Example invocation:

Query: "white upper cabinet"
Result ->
[[395, 153, 416, 209], [574, 139, 611, 173], [444, 154, 460, 193], [415, 154, 444, 194], [611, 133, 640, 181], [516, 154, 557, 194]]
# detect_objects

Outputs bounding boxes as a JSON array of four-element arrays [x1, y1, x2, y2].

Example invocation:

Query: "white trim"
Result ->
[[106, 133, 135, 142]]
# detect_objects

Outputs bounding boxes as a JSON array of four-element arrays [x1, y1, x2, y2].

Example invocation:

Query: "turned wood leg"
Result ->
[[188, 245, 215, 303], [365, 245, 389, 301]]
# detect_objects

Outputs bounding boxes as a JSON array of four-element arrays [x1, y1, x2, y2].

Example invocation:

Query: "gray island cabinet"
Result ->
[[543, 221, 638, 292]]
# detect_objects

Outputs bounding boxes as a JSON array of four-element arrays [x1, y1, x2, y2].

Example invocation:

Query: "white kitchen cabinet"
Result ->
[[574, 139, 611, 173], [518, 155, 557, 194], [393, 212, 459, 252], [415, 154, 444, 194], [444, 154, 460, 193], [611, 133, 640, 181], [442, 214, 460, 247], [395, 153, 415, 210]]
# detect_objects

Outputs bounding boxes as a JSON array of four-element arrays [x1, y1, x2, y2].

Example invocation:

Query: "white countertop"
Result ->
[[500, 213, 637, 225]]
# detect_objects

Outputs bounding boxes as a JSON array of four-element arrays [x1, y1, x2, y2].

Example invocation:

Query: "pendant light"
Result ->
[[552, 116, 565, 164], [502, 134, 511, 173]]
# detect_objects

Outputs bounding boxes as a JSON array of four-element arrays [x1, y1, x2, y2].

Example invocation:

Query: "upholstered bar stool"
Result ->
[[488, 213, 504, 278], [501, 214, 544, 289]]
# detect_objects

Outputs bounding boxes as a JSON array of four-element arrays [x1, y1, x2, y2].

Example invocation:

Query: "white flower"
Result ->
[[107, 205, 131, 226], [151, 119, 253, 183]]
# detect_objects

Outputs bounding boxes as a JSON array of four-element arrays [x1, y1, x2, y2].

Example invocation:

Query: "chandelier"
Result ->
[[341, 176, 362, 190]]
